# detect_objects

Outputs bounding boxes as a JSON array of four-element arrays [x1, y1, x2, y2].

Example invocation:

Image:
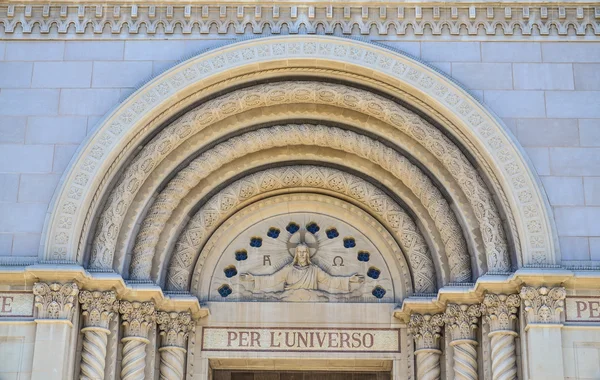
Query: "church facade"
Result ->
[[1, 2, 600, 380]]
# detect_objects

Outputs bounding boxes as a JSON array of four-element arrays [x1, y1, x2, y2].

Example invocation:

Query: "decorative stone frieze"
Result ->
[[119, 301, 156, 380], [520, 286, 566, 324], [78, 290, 119, 380], [33, 282, 79, 320], [157, 311, 195, 380], [409, 313, 444, 380], [1, 4, 597, 39], [482, 294, 521, 380], [444, 304, 482, 380]]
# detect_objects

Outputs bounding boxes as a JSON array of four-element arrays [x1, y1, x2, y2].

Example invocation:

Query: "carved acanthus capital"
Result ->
[[157, 311, 195, 349], [33, 282, 79, 320], [79, 290, 119, 330], [482, 293, 521, 332], [520, 286, 566, 324], [444, 303, 482, 342], [119, 301, 156, 339], [408, 313, 444, 351]]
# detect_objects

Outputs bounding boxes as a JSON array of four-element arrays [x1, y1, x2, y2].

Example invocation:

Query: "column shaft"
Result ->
[[451, 341, 478, 380], [415, 349, 442, 380], [159, 346, 186, 380], [80, 327, 110, 379], [121, 337, 150, 380]]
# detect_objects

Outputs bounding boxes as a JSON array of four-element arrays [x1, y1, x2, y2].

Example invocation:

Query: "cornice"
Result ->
[[0, 263, 597, 321], [0, 264, 209, 319], [0, 3, 598, 39]]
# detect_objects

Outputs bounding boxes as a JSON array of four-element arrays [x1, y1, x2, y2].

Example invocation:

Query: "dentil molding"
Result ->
[[0, 3, 599, 39]]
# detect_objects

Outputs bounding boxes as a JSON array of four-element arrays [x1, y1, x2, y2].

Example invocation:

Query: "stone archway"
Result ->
[[43, 36, 558, 274]]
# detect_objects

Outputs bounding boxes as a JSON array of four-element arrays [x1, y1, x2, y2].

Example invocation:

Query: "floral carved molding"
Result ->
[[0, 4, 599, 39], [44, 36, 555, 271]]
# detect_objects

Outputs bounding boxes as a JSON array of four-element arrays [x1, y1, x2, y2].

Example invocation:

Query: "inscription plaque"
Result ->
[[0, 292, 34, 317], [565, 296, 600, 322], [201, 327, 400, 353]]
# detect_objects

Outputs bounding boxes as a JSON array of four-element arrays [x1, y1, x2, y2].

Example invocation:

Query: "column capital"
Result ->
[[33, 281, 79, 320], [408, 313, 444, 351], [520, 285, 566, 324], [482, 293, 520, 333], [119, 300, 156, 339], [156, 311, 195, 349], [79, 290, 119, 330], [444, 303, 482, 342]]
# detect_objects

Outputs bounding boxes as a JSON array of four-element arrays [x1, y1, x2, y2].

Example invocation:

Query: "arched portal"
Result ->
[[39, 35, 558, 379]]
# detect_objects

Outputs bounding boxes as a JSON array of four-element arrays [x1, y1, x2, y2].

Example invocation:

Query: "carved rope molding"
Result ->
[[132, 124, 471, 289], [92, 82, 505, 276], [44, 36, 553, 268], [1, 4, 599, 39], [170, 165, 433, 293]]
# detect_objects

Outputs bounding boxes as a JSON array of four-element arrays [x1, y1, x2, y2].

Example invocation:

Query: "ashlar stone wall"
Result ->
[[0, 38, 599, 264]]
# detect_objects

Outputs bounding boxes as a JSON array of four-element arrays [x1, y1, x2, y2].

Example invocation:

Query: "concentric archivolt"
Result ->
[[166, 165, 435, 293], [130, 124, 470, 287], [90, 81, 508, 278]]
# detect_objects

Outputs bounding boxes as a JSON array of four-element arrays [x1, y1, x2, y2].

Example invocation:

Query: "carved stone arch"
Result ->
[[192, 192, 415, 301], [113, 101, 487, 283], [127, 124, 472, 287], [43, 35, 557, 273], [165, 165, 434, 293]]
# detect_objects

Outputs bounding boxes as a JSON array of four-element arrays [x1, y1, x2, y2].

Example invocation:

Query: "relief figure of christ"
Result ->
[[240, 244, 364, 294]]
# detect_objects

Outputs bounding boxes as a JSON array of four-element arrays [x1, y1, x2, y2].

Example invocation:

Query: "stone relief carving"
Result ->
[[128, 122, 469, 287], [482, 293, 521, 380], [33, 281, 79, 320], [47, 38, 550, 270], [444, 303, 481, 341], [409, 313, 445, 351], [409, 313, 445, 380], [520, 286, 566, 324], [88, 82, 509, 281], [167, 165, 437, 293], [2, 4, 597, 39], [119, 301, 156, 380], [482, 293, 520, 332], [209, 212, 397, 303], [79, 290, 119, 329], [78, 290, 119, 380], [132, 124, 472, 289], [156, 311, 194, 349]]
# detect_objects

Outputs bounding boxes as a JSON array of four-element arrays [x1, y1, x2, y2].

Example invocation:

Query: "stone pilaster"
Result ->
[[78, 290, 119, 380], [31, 282, 79, 380], [444, 304, 481, 380], [482, 293, 520, 380], [519, 286, 566, 380], [156, 311, 195, 380], [408, 313, 444, 380], [119, 301, 156, 380]]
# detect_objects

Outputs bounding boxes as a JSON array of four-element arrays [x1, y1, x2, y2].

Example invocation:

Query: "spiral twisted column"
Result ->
[[157, 311, 195, 380], [444, 303, 482, 380], [409, 313, 444, 380], [78, 290, 118, 380], [119, 301, 156, 380], [482, 293, 521, 380]]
